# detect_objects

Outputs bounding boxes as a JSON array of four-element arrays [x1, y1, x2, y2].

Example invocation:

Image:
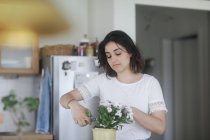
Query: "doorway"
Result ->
[[173, 35, 200, 140], [136, 4, 210, 140], [163, 35, 204, 140]]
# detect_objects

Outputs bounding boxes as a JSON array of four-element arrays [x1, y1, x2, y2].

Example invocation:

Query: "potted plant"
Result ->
[[1, 90, 39, 140], [92, 101, 133, 140]]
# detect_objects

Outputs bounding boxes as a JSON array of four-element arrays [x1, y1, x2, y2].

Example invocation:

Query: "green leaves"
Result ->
[[1, 90, 39, 128], [1, 91, 18, 111], [24, 97, 39, 112]]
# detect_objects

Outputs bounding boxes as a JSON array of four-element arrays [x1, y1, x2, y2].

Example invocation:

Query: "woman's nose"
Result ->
[[109, 55, 117, 63]]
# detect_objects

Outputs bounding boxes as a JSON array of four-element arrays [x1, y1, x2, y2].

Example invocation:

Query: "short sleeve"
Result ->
[[77, 74, 101, 100], [148, 77, 167, 114]]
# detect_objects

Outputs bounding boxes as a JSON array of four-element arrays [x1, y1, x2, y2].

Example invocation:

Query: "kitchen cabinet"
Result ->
[[0, 0, 70, 75], [0, 30, 39, 75], [0, 133, 52, 140], [0, 45, 39, 75]]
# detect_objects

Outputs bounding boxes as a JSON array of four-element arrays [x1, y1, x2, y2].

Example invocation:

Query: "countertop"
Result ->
[[0, 133, 53, 140]]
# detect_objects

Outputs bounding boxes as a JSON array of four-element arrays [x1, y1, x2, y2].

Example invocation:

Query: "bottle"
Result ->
[[91, 38, 99, 56], [78, 45, 84, 56], [85, 45, 94, 56], [73, 45, 78, 56], [78, 34, 89, 56], [80, 34, 89, 47]]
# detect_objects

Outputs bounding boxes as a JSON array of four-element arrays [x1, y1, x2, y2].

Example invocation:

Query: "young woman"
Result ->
[[60, 30, 167, 140]]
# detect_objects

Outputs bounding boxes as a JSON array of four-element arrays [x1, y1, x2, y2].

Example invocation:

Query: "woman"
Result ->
[[60, 30, 167, 140]]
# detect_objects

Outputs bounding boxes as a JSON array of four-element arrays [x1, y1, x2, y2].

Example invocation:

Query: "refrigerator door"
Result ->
[[52, 56, 100, 140]]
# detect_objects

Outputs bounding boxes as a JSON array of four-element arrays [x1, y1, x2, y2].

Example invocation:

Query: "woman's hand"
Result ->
[[68, 100, 91, 127]]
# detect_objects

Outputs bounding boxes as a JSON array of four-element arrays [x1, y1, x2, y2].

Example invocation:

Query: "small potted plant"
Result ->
[[1, 90, 39, 139], [92, 100, 133, 140]]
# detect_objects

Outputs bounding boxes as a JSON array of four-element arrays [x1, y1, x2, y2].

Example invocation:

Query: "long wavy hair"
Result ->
[[98, 30, 144, 77]]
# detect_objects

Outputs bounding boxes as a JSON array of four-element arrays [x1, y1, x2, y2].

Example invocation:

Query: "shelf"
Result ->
[[0, 133, 53, 140]]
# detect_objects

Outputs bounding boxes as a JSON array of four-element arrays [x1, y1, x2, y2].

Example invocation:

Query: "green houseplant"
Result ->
[[92, 101, 133, 140], [1, 90, 39, 139]]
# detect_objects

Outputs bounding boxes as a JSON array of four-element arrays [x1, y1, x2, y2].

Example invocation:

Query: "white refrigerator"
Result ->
[[42, 56, 101, 140]]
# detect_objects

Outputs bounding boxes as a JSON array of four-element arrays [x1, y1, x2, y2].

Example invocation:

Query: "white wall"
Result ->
[[88, 0, 114, 42], [38, 0, 210, 47], [39, 0, 89, 47], [113, 0, 136, 41]]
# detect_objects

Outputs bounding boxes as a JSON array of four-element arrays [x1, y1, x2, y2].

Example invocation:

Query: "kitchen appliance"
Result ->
[[42, 56, 101, 140]]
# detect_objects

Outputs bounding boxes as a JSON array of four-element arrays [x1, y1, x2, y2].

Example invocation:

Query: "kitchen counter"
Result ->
[[0, 133, 53, 140]]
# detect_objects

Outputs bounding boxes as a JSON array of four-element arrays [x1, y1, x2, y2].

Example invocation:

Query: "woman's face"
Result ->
[[105, 41, 131, 74]]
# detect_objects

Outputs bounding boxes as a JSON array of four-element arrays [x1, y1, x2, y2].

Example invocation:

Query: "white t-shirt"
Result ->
[[78, 73, 167, 140]]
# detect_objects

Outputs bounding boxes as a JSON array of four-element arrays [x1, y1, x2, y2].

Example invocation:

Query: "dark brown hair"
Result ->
[[98, 30, 144, 77]]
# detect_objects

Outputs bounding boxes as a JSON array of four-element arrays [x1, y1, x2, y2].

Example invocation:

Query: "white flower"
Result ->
[[107, 106, 112, 112], [114, 102, 123, 109], [115, 110, 122, 117]]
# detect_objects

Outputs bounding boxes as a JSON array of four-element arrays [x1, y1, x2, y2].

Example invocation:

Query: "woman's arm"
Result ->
[[59, 89, 91, 126], [132, 107, 166, 135], [60, 89, 83, 109]]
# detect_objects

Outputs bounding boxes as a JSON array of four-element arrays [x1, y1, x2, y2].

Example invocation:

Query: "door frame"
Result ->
[[162, 30, 210, 139]]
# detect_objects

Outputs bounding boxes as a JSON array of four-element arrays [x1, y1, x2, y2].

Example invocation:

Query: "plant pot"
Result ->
[[93, 128, 116, 140]]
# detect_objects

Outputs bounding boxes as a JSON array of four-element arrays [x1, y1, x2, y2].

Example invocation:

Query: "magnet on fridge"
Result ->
[[62, 61, 71, 76]]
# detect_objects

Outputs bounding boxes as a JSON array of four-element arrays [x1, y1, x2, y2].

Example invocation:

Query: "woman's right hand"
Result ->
[[68, 100, 91, 127]]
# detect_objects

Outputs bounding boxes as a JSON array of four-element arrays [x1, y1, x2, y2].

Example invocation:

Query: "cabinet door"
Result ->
[[0, 45, 39, 75]]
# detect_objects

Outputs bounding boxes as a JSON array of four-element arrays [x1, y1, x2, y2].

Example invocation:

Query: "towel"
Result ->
[[35, 68, 52, 134]]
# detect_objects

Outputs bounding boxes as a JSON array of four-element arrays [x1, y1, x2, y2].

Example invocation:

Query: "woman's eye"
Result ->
[[106, 55, 111, 59], [115, 52, 121, 55], [115, 50, 122, 55]]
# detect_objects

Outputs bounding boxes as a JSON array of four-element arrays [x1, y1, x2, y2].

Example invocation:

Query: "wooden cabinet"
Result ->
[[0, 45, 39, 75], [0, 30, 39, 75], [0, 133, 52, 140]]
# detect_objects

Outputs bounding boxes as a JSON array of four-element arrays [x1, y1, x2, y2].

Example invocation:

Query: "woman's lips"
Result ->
[[112, 63, 120, 68]]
